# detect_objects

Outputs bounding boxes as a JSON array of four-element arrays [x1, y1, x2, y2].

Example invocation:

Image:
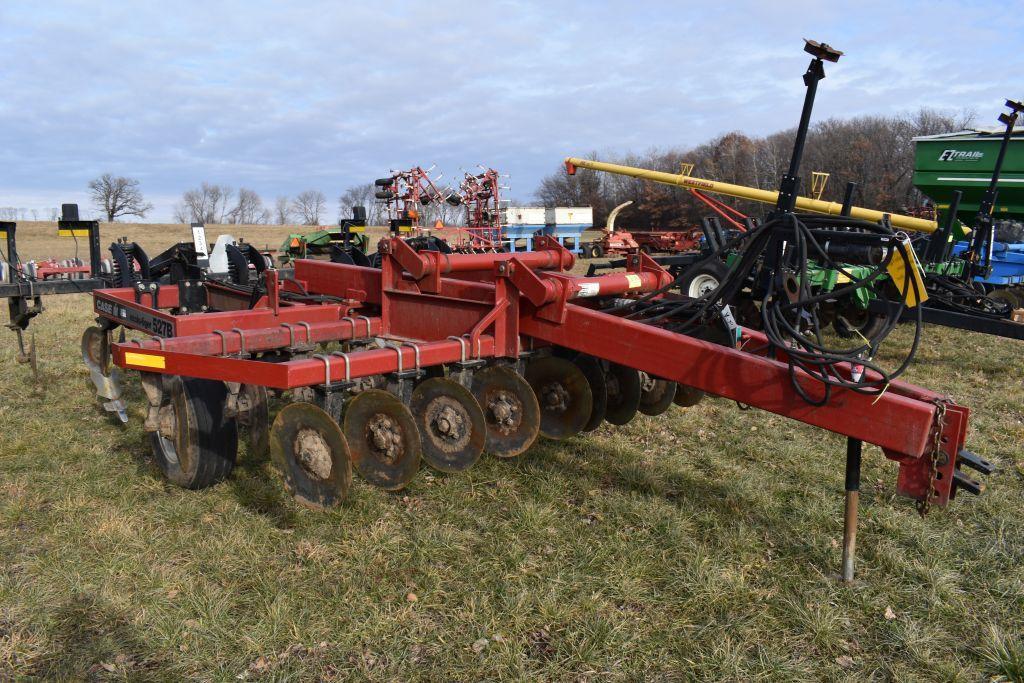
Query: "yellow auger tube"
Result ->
[[564, 157, 941, 235]]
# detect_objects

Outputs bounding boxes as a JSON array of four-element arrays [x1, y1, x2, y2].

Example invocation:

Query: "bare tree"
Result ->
[[173, 183, 235, 224], [48, 207, 59, 221], [227, 188, 270, 224], [274, 196, 291, 225], [88, 173, 153, 222], [292, 190, 326, 225], [338, 183, 373, 222]]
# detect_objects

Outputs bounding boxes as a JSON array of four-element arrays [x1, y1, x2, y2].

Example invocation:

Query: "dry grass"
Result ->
[[0, 228, 1022, 680]]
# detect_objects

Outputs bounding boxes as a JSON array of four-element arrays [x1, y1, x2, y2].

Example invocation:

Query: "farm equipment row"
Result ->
[[70, 41, 994, 584], [572, 98, 1024, 342]]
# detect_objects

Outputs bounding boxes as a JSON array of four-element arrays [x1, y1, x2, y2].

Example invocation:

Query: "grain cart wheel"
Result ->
[[471, 365, 541, 457], [989, 288, 1024, 310], [149, 376, 238, 489], [680, 259, 728, 299], [271, 402, 351, 510], [833, 302, 888, 341], [344, 389, 422, 491], [638, 372, 676, 416], [410, 377, 486, 473], [238, 384, 270, 460], [573, 355, 608, 432], [525, 356, 593, 440], [603, 363, 641, 425]]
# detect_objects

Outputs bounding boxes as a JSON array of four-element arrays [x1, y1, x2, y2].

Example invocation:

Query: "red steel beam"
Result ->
[[112, 335, 496, 390], [520, 303, 938, 458]]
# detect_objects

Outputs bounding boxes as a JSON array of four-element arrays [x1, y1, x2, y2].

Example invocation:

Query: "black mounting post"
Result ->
[[840, 182, 857, 217], [925, 190, 962, 264], [2, 222, 16, 283], [841, 437, 862, 582], [967, 99, 1024, 277], [775, 40, 843, 214]]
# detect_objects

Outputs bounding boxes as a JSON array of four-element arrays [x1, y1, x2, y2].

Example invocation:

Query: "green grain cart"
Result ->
[[913, 128, 1024, 223]]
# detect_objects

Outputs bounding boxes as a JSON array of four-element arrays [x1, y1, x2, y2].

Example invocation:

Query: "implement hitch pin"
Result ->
[[841, 437, 862, 582]]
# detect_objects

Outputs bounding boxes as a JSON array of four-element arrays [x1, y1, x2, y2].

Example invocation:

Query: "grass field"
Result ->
[[0, 222, 1022, 680]]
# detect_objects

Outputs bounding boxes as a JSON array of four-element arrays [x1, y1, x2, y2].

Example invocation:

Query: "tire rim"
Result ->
[[688, 273, 720, 298]]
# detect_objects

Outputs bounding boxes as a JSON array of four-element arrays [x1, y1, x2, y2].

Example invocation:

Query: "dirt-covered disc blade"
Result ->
[[603, 363, 641, 425], [638, 372, 676, 416], [524, 356, 593, 440], [271, 401, 351, 510], [239, 384, 270, 460], [410, 377, 485, 473], [673, 384, 706, 407], [344, 389, 422, 491], [81, 325, 110, 375], [470, 365, 541, 458], [573, 355, 608, 431]]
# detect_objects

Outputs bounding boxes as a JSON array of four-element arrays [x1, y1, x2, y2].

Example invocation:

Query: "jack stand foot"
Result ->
[[841, 437, 862, 582]]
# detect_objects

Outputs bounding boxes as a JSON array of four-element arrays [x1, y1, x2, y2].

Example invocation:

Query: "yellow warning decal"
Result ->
[[886, 235, 928, 307], [346, 225, 365, 233], [0, 231, 6, 239], [58, 229, 91, 237], [835, 272, 850, 284], [625, 274, 642, 289], [124, 352, 166, 369]]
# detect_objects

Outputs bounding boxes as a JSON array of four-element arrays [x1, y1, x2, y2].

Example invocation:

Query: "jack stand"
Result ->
[[841, 437, 862, 582]]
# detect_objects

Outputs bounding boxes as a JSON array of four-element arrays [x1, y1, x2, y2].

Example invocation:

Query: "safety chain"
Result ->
[[916, 399, 948, 516]]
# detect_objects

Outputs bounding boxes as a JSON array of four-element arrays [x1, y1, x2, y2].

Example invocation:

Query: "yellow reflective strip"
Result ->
[[0, 231, 6, 238], [624, 273, 642, 289], [58, 229, 91, 237], [124, 352, 166, 369]]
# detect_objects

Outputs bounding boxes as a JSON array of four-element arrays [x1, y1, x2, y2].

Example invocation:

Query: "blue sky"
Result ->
[[1, 0, 1020, 221]]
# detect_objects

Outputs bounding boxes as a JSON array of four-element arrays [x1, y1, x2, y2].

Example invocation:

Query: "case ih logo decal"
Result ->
[[95, 298, 174, 337], [938, 149, 984, 162]]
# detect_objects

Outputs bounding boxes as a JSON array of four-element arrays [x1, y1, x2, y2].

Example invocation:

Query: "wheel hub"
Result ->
[[426, 397, 470, 450], [368, 413, 404, 463], [541, 382, 570, 412], [487, 391, 522, 433], [294, 427, 332, 480]]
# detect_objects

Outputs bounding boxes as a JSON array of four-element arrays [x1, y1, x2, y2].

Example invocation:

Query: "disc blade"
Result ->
[[470, 365, 540, 458], [604, 363, 641, 425], [524, 356, 592, 440], [240, 384, 270, 460], [673, 384, 706, 407], [638, 372, 676, 416], [271, 401, 352, 510], [81, 326, 110, 375], [344, 389, 422, 490], [410, 377, 485, 473], [573, 355, 607, 431]]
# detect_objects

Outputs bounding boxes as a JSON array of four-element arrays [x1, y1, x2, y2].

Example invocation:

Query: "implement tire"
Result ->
[[149, 376, 238, 489]]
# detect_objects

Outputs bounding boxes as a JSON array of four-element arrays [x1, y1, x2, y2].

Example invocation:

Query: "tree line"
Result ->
[[535, 108, 975, 229], [11, 107, 973, 228]]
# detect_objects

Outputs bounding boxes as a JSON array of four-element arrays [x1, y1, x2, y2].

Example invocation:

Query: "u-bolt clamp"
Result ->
[[297, 321, 312, 345], [211, 329, 230, 356], [357, 315, 373, 338], [279, 322, 296, 348], [382, 341, 404, 374], [231, 328, 247, 356], [342, 316, 358, 340], [329, 351, 352, 383], [313, 353, 333, 388], [149, 335, 166, 350], [447, 335, 469, 364]]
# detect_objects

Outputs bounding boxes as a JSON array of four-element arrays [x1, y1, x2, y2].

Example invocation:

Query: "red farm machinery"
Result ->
[[7, 40, 987, 584]]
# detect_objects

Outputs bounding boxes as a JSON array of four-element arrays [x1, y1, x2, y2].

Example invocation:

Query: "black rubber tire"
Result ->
[[581, 243, 594, 259], [679, 259, 729, 299], [994, 220, 1024, 244], [149, 376, 237, 489], [639, 244, 653, 255], [591, 244, 605, 259], [989, 288, 1024, 310], [833, 305, 889, 341]]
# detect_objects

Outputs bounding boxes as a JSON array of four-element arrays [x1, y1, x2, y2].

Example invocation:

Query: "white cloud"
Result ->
[[0, 0, 1020, 219]]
